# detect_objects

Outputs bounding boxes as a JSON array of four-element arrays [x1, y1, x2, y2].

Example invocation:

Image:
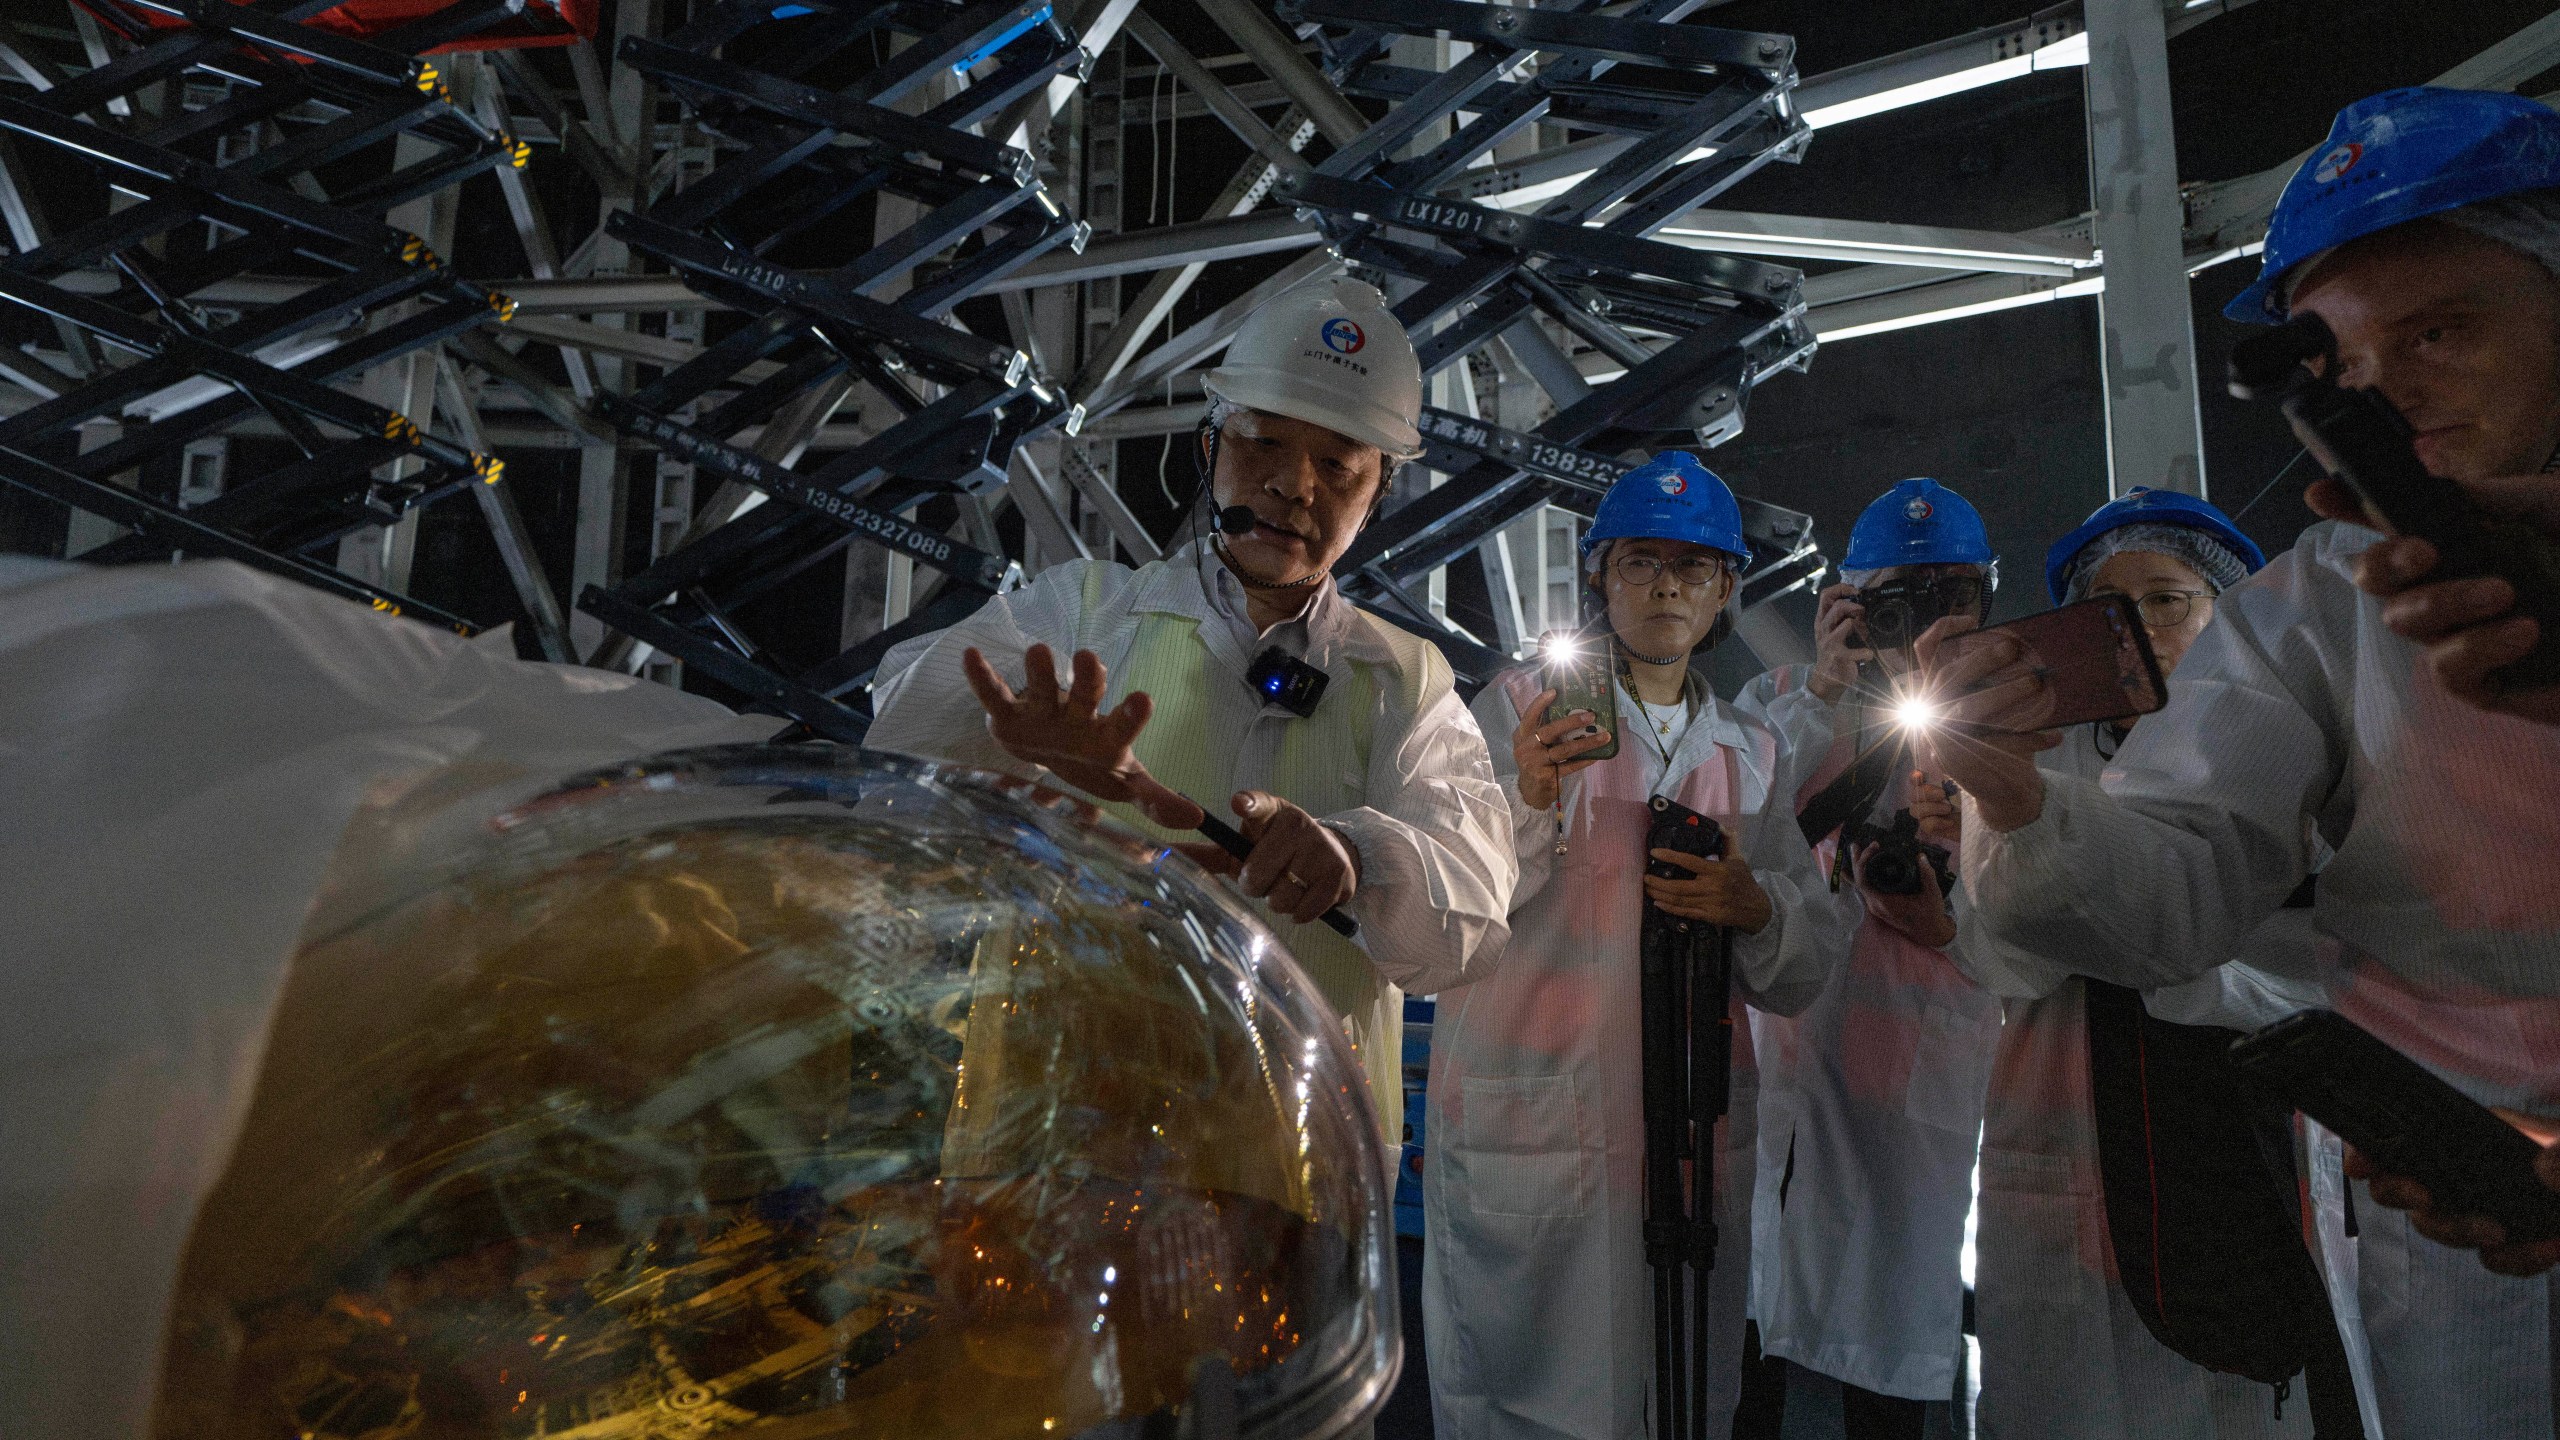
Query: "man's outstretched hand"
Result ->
[[963, 647, 1363, 927], [961, 644, 1203, 831]]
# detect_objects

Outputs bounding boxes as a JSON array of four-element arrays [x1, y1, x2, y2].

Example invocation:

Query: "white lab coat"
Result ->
[[864, 543, 1514, 1136], [1423, 666, 1856, 1440], [1740, 667, 2004, 1402], [0, 558, 768, 1440], [1958, 723, 2333, 1440], [1963, 520, 2560, 1440]]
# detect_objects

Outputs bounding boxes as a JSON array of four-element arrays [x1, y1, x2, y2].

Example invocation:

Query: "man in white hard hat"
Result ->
[[866, 277, 1515, 1138]]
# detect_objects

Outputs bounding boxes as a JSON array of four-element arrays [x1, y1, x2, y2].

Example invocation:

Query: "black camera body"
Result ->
[[1842, 808, 1954, 897], [1248, 646, 1330, 718], [2229, 313, 2560, 691], [1853, 573, 1989, 654]]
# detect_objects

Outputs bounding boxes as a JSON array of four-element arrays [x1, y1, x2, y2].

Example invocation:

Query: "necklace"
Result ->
[[1614, 647, 1690, 772]]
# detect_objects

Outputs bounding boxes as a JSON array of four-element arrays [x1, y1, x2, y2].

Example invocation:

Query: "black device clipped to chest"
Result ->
[[1248, 646, 1329, 717]]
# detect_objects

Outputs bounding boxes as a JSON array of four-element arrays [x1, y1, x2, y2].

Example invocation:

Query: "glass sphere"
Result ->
[[154, 746, 1395, 1440]]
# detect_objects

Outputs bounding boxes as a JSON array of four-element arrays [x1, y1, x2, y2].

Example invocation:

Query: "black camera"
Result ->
[[1841, 808, 1953, 897], [1855, 573, 1988, 653], [1248, 646, 1329, 718]]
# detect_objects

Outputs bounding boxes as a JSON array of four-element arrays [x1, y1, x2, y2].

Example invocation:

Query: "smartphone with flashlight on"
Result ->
[[1932, 594, 2169, 731], [1539, 635, 1619, 761]]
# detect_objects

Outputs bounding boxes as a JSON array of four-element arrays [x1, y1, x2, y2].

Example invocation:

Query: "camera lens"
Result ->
[[1862, 847, 1923, 895], [1865, 601, 1913, 649]]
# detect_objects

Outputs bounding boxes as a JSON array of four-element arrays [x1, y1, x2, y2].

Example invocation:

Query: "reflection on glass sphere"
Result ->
[[154, 747, 1394, 1440]]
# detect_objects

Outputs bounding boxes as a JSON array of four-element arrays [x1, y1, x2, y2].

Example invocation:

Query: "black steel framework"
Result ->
[[572, 0, 1093, 739], [1273, 0, 1820, 653], [0, 0, 530, 630], [0, 0, 1843, 734]]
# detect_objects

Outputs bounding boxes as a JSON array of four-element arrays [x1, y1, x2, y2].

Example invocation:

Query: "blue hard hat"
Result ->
[[1582, 451, 1750, 564], [1842, 478, 1994, 573], [2227, 86, 2560, 324], [2042, 487, 2267, 604]]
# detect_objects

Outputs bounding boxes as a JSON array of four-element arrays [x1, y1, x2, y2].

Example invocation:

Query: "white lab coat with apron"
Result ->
[[1963, 520, 2560, 1440], [865, 540, 1515, 1137], [1956, 723, 2339, 1440], [1423, 666, 1857, 1440], [0, 558, 770, 1440], [1740, 666, 2005, 1403]]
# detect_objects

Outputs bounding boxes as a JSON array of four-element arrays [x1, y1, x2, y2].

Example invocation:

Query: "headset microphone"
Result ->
[[1212, 505, 1259, 535]]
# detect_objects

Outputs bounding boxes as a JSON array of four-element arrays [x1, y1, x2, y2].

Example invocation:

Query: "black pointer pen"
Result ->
[[1189, 804, 1361, 938]]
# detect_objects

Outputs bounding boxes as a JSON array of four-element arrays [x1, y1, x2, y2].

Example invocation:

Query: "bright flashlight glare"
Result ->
[[1540, 632, 1581, 665], [1894, 696, 1938, 731]]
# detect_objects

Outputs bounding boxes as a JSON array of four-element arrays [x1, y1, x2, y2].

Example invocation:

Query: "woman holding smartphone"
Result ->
[[1421, 452, 1857, 1440], [1948, 488, 2365, 1440]]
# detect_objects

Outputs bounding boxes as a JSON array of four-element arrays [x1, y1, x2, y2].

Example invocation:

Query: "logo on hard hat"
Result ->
[[1903, 497, 1935, 522], [2314, 142, 2363, 184], [1658, 470, 1688, 496], [1320, 318, 1366, 354]]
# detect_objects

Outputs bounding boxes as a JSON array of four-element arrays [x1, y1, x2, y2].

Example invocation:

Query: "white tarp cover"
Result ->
[[0, 558, 766, 1439]]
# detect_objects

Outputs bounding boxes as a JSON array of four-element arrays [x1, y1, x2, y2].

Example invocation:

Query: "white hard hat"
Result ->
[[1203, 276, 1424, 460]]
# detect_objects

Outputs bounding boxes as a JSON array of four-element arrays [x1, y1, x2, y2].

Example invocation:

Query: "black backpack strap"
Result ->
[[2302, 1305, 2366, 1440], [1796, 725, 1906, 847], [2084, 980, 2345, 1386]]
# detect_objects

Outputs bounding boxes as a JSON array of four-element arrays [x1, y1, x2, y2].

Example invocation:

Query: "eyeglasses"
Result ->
[[1611, 553, 1728, 588], [2098, 588, 2215, 629]]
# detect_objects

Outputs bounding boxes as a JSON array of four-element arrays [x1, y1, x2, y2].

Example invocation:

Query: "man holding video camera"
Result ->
[[1930, 86, 2560, 1440], [1425, 453, 1856, 1440], [1736, 478, 2002, 1438]]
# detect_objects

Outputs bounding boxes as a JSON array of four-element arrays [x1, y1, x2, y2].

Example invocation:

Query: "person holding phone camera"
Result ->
[[1948, 492, 2368, 1439], [866, 277, 1514, 1146], [1928, 87, 2560, 1440], [1423, 453, 1856, 1440], [1734, 478, 2004, 1438], [2325, 472, 2560, 725]]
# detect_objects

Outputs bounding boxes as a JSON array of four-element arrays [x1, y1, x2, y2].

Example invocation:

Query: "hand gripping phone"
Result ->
[[1932, 594, 2169, 731], [1542, 648, 1619, 761], [2229, 1009, 2560, 1243]]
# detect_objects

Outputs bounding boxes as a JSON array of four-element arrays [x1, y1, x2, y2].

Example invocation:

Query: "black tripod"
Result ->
[[1642, 795, 1736, 1440]]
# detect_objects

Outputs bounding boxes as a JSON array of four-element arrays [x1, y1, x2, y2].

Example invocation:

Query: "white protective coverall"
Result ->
[[864, 539, 1514, 1135], [1962, 519, 2560, 1440], [1957, 723, 2342, 1440], [1739, 667, 2004, 1404], [0, 557, 770, 1440], [1423, 665, 1857, 1440]]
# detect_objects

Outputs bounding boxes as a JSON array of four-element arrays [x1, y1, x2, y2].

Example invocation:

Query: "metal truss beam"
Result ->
[[567, 0, 1100, 714], [0, 2, 529, 625], [2184, 16, 2560, 265], [39, 0, 2394, 717], [2085, 0, 2203, 497]]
